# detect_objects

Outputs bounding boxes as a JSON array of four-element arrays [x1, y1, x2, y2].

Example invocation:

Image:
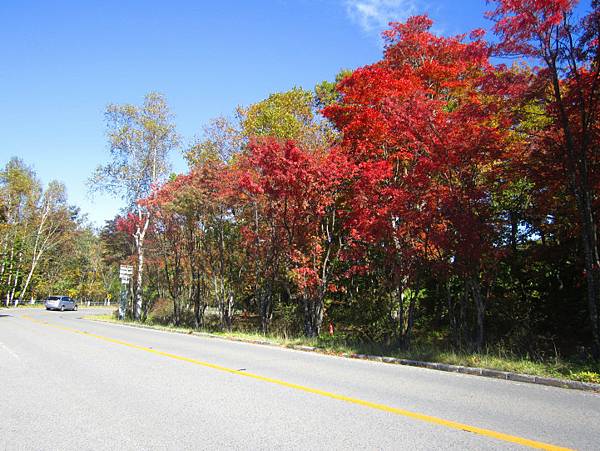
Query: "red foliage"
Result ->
[[115, 212, 144, 236], [487, 0, 577, 55], [324, 15, 511, 281], [232, 138, 349, 294]]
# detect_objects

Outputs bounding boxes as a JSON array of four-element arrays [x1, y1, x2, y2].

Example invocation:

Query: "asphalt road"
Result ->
[[1, 309, 599, 450]]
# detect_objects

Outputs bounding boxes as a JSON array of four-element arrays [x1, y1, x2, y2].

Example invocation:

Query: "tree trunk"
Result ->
[[510, 211, 518, 252], [469, 276, 485, 352], [172, 297, 180, 326], [404, 289, 417, 350], [395, 278, 418, 350], [193, 291, 206, 329], [259, 285, 273, 334], [10, 251, 22, 306], [18, 254, 39, 303], [5, 245, 14, 307], [446, 281, 460, 348], [191, 255, 205, 329], [260, 295, 271, 335], [303, 296, 323, 338], [548, 61, 600, 358], [0, 236, 9, 293], [396, 282, 405, 346], [133, 213, 149, 321], [135, 244, 144, 320], [221, 291, 234, 332], [579, 188, 600, 358]]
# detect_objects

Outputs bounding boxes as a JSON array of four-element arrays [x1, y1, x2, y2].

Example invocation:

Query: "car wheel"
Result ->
[[74, 305, 78, 311], [60, 305, 65, 311]]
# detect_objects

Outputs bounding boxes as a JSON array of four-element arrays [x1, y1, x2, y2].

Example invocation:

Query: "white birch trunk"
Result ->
[[133, 208, 150, 320]]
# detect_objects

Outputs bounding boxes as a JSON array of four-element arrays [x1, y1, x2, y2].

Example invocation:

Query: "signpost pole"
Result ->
[[119, 282, 127, 320], [118, 264, 134, 320]]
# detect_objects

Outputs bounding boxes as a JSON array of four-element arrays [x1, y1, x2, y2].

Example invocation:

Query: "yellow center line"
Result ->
[[22, 314, 573, 451]]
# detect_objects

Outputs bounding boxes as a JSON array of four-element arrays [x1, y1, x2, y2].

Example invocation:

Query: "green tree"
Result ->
[[314, 69, 353, 110], [240, 87, 329, 149], [185, 116, 243, 167], [19, 181, 73, 302], [0, 158, 41, 305]]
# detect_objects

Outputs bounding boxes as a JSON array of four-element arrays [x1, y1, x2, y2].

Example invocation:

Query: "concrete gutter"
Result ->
[[343, 352, 600, 392], [84, 317, 600, 393]]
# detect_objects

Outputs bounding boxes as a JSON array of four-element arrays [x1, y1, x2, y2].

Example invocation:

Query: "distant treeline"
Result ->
[[0, 158, 116, 305]]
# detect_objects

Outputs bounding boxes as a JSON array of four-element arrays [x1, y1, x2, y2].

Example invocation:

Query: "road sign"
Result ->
[[119, 264, 133, 284], [120, 264, 133, 275]]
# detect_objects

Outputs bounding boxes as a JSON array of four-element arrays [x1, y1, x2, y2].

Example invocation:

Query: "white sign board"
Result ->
[[120, 264, 133, 275], [120, 264, 133, 283]]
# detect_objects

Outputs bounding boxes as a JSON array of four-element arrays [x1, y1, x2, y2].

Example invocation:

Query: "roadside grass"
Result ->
[[86, 313, 600, 385]]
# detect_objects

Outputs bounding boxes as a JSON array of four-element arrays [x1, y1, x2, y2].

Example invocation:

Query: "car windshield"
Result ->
[[47, 296, 61, 301]]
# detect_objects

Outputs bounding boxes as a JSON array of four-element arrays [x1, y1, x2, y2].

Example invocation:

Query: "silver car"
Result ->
[[45, 296, 77, 311]]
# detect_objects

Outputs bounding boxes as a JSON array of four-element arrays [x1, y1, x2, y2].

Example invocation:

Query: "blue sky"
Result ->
[[1, 0, 491, 227]]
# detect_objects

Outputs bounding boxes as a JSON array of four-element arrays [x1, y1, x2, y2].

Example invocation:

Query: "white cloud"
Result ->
[[345, 0, 420, 33]]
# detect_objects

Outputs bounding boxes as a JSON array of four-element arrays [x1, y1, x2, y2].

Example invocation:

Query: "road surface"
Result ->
[[1, 308, 599, 450]]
